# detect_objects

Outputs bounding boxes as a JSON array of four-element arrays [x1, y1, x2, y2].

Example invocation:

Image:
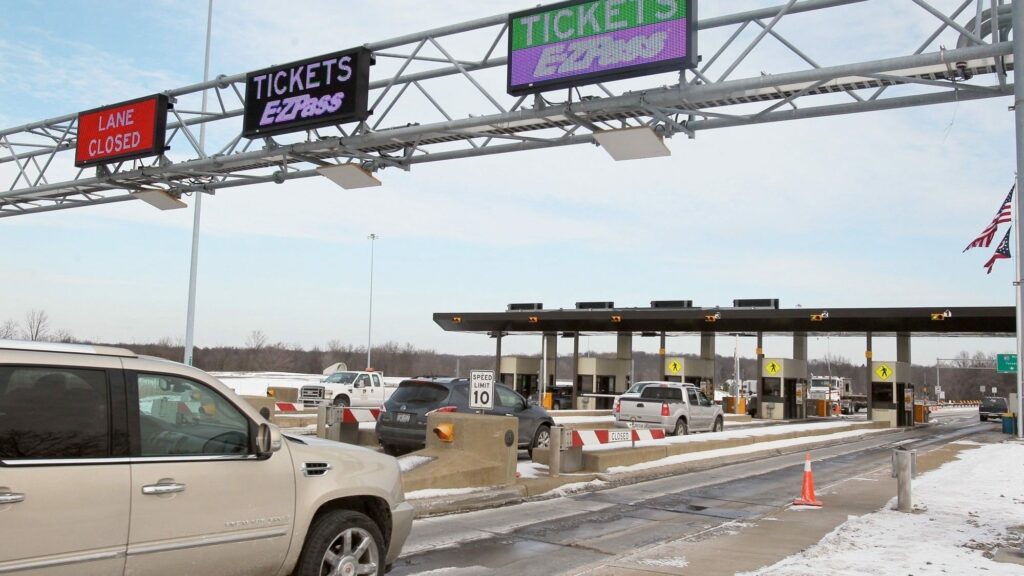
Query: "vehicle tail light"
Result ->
[[426, 406, 458, 415], [614, 400, 620, 414], [661, 403, 670, 417]]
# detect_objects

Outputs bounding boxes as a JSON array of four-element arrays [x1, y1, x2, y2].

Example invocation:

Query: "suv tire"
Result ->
[[333, 395, 350, 408], [980, 415, 988, 422], [528, 425, 551, 458], [712, 417, 723, 432], [295, 510, 385, 576], [672, 418, 688, 436]]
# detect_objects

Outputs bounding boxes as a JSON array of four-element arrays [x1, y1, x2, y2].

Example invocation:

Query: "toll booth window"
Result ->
[[871, 384, 895, 408], [0, 366, 110, 459], [762, 377, 782, 399]]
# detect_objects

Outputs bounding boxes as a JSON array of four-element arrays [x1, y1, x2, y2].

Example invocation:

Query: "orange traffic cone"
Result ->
[[793, 453, 823, 507]]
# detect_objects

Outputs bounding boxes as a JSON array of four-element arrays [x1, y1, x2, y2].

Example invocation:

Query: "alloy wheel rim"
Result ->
[[321, 527, 378, 576]]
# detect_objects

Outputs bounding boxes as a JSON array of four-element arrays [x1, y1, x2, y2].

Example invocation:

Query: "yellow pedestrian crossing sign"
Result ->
[[668, 359, 682, 375], [875, 363, 893, 381], [765, 360, 781, 376]]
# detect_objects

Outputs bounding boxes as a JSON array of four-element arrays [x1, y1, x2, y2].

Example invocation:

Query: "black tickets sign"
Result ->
[[243, 47, 373, 138]]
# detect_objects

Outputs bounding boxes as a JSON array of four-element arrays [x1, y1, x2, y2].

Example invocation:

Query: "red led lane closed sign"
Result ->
[[243, 47, 373, 138], [75, 95, 169, 167]]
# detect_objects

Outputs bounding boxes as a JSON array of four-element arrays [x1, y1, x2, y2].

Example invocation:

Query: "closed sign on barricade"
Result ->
[[570, 428, 666, 448]]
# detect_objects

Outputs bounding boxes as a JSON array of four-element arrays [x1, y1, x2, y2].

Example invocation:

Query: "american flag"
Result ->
[[984, 227, 1012, 274], [963, 184, 1014, 252]]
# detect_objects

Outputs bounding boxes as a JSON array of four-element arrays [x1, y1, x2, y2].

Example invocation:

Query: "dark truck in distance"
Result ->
[[980, 396, 1008, 421], [614, 382, 723, 436]]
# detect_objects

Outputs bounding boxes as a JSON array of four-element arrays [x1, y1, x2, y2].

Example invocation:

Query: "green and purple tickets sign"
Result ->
[[507, 0, 695, 95]]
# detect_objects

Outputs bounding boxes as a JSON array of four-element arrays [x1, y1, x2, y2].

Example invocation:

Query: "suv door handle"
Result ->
[[0, 492, 25, 504], [142, 482, 186, 495]]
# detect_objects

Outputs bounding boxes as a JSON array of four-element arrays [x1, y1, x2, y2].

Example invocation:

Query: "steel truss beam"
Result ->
[[0, 0, 1014, 217]]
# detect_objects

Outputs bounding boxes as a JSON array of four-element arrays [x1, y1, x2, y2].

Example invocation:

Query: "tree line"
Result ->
[[3, 312, 1013, 401]]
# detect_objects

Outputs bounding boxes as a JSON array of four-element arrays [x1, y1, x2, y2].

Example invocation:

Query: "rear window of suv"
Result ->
[[640, 387, 683, 401], [982, 397, 1007, 411], [388, 381, 451, 405]]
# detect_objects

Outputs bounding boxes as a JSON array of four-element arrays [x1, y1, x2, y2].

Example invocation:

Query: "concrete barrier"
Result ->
[[401, 412, 518, 493], [266, 386, 298, 402]]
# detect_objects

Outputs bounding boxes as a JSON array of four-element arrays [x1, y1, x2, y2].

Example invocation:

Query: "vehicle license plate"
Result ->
[[397, 413, 411, 423], [631, 422, 649, 430]]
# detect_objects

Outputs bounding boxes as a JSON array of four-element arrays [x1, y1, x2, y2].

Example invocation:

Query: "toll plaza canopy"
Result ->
[[433, 305, 1015, 337]]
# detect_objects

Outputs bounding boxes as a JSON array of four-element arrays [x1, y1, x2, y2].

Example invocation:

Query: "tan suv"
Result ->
[[0, 340, 413, 575]]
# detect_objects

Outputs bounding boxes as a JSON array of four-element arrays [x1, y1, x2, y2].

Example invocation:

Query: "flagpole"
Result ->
[[1013, 0, 1024, 439]]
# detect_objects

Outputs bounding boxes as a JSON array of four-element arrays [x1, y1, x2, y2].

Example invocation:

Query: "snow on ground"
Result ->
[[516, 461, 549, 479], [606, 428, 891, 474], [587, 420, 861, 453], [552, 415, 616, 425], [742, 441, 1024, 576], [405, 486, 495, 500], [542, 479, 608, 497], [398, 454, 434, 473]]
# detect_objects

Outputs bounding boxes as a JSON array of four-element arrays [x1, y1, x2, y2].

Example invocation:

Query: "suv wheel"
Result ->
[[980, 415, 988, 422], [712, 417, 724, 432], [333, 395, 350, 408], [528, 425, 551, 458], [295, 510, 384, 576], [672, 418, 688, 436]]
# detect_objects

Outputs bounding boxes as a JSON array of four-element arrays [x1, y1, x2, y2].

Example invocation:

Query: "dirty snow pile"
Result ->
[[746, 441, 1024, 575]]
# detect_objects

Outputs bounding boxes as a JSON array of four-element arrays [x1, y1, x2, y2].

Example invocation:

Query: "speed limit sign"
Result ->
[[470, 370, 495, 410]]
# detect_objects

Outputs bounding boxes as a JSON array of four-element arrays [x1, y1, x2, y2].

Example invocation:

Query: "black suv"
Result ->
[[980, 396, 1008, 421], [376, 378, 554, 456]]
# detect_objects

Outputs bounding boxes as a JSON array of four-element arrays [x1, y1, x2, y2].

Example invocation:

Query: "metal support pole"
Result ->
[[866, 331, 873, 421], [494, 332, 503, 386], [893, 447, 915, 512], [549, 425, 563, 478], [659, 331, 667, 378], [183, 0, 213, 366], [756, 332, 764, 398], [571, 332, 579, 409], [1014, 0, 1024, 439], [367, 233, 378, 369]]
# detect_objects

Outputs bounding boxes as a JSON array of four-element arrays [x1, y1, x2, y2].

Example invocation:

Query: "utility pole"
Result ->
[[1013, 0, 1024, 439]]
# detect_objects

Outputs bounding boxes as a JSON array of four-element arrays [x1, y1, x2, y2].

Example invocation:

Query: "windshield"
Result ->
[[324, 372, 359, 384]]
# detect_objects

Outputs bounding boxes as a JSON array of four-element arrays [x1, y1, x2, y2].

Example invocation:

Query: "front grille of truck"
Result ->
[[301, 386, 325, 408]]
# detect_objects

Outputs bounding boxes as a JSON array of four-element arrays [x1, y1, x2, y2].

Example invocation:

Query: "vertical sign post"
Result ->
[[470, 370, 495, 412]]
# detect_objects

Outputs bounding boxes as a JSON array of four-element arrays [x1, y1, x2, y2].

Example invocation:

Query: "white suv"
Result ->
[[0, 340, 413, 575]]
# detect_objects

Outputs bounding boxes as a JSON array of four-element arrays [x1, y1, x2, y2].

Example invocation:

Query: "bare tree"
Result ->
[[246, 330, 268, 350], [22, 309, 49, 341], [0, 319, 18, 339]]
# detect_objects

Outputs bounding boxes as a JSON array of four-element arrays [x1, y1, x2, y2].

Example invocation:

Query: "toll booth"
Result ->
[[664, 356, 715, 400], [576, 357, 631, 410], [498, 357, 540, 398], [870, 361, 914, 427], [760, 358, 808, 420]]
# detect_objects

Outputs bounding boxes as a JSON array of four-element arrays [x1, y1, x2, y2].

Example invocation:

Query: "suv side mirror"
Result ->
[[256, 422, 282, 458]]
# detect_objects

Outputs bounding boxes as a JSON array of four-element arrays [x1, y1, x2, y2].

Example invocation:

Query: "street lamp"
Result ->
[[366, 233, 378, 370]]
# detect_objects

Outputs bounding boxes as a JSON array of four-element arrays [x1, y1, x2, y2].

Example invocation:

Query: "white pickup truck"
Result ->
[[300, 370, 396, 408], [615, 382, 724, 435]]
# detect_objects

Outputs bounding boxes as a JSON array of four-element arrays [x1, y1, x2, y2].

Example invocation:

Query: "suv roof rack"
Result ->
[[0, 339, 137, 358]]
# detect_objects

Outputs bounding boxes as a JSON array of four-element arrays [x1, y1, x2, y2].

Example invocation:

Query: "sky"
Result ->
[[0, 0, 1019, 366]]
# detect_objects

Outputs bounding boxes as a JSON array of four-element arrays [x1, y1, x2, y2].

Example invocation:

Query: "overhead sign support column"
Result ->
[[1014, 0, 1024, 440]]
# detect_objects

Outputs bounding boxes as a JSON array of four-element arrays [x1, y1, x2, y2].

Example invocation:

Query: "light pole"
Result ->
[[183, 0, 214, 366], [366, 233, 378, 369]]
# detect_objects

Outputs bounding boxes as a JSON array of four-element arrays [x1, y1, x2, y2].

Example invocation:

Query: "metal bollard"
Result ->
[[891, 447, 917, 512], [549, 425, 563, 478]]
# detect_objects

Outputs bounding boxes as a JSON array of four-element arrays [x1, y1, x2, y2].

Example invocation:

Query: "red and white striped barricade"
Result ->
[[569, 428, 666, 448]]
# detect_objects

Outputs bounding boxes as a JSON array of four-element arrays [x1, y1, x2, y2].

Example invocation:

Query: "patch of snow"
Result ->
[[405, 486, 494, 500], [587, 420, 861, 453], [741, 442, 1024, 576], [543, 479, 607, 497], [517, 461, 548, 479], [398, 455, 434, 473], [639, 556, 690, 568], [553, 415, 616, 424]]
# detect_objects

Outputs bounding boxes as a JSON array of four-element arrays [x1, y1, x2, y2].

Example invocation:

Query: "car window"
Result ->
[[640, 387, 682, 401], [686, 388, 700, 406], [135, 374, 249, 457], [496, 386, 525, 410], [372, 374, 382, 387], [0, 366, 110, 459], [697, 391, 712, 406], [354, 374, 370, 388], [388, 382, 451, 405], [326, 372, 358, 384]]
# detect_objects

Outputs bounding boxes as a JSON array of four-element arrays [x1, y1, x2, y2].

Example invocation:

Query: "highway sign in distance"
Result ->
[[470, 370, 495, 410], [997, 354, 1018, 374]]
